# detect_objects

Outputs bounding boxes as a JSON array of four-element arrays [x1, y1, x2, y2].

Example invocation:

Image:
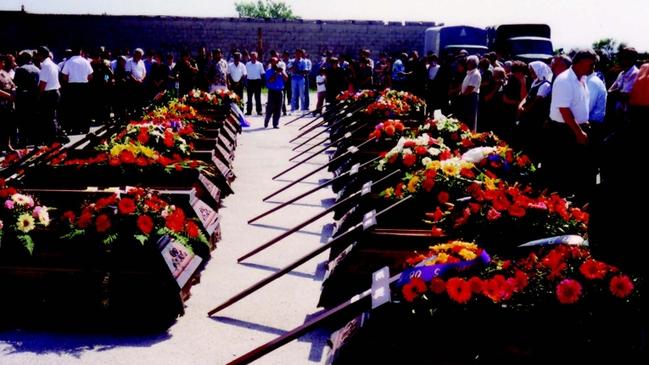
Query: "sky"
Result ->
[[2, 0, 649, 52]]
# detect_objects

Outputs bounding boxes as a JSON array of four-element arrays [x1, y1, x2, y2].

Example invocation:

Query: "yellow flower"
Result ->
[[459, 248, 477, 261], [435, 252, 450, 264], [17, 213, 36, 233], [441, 160, 460, 176], [407, 176, 420, 193], [137, 145, 157, 158], [426, 160, 441, 171], [484, 176, 498, 190], [110, 144, 126, 157]]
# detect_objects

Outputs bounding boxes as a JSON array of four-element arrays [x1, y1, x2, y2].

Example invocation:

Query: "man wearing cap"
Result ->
[[35, 46, 62, 144], [545, 49, 598, 204], [264, 57, 287, 129]]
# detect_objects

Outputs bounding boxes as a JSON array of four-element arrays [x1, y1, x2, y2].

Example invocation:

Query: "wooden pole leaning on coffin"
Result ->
[[273, 122, 368, 180], [289, 100, 369, 143], [207, 195, 412, 316], [239, 168, 401, 262], [262, 136, 377, 202], [288, 121, 366, 162], [289, 109, 365, 153], [247, 155, 381, 224]]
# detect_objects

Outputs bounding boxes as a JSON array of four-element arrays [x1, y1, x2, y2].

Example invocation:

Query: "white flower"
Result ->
[[395, 137, 406, 150], [427, 147, 441, 156], [37, 207, 50, 227], [462, 147, 496, 164], [11, 193, 35, 208], [402, 148, 413, 155], [421, 157, 433, 167]]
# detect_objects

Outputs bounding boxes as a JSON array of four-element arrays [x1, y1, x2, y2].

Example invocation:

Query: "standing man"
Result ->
[[208, 49, 228, 92], [303, 49, 312, 111], [125, 48, 147, 115], [546, 49, 598, 204], [281, 51, 291, 115], [35, 46, 62, 144], [264, 57, 287, 129], [227, 52, 247, 100], [13, 51, 41, 146], [289, 49, 308, 115], [608, 47, 639, 127], [61, 46, 93, 134], [245, 51, 264, 115]]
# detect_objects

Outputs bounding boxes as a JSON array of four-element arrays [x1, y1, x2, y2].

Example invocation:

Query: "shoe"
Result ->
[[264, 123, 268, 128], [273, 126, 279, 129], [257, 112, 263, 116], [245, 112, 251, 116], [283, 112, 287, 116]]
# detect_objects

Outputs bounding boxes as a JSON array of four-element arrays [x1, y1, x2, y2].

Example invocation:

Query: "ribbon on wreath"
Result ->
[[396, 250, 491, 287]]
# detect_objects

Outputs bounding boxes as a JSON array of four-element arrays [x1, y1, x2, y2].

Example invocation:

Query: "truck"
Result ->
[[424, 25, 489, 57], [487, 24, 554, 62]]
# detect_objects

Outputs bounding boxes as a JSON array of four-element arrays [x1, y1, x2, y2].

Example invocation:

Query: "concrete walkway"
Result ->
[[0, 100, 335, 365]]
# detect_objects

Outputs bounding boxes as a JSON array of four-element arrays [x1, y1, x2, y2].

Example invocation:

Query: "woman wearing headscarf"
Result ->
[[517, 61, 552, 160]]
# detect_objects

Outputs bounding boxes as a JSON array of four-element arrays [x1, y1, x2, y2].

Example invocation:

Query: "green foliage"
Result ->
[[18, 235, 34, 254], [234, 0, 300, 19], [134, 234, 149, 245], [592, 38, 627, 59]]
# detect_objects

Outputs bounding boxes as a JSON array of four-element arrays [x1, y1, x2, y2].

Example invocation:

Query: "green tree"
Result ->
[[234, 0, 300, 19], [592, 38, 625, 59]]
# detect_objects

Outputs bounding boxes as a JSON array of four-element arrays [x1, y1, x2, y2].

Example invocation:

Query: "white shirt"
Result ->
[[428, 64, 440, 81], [245, 60, 264, 80], [126, 58, 146, 81], [316, 75, 326, 92], [228, 62, 247, 82], [38, 57, 61, 91], [550, 68, 590, 124], [610, 65, 639, 94], [61, 55, 93, 83], [536, 82, 552, 98], [461, 68, 481, 94]]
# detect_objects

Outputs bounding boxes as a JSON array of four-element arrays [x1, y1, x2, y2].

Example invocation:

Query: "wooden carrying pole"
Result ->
[[206, 196, 412, 316]]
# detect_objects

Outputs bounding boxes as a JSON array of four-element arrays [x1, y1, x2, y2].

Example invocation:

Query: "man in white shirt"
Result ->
[[245, 51, 264, 115], [546, 49, 598, 204], [35, 46, 62, 144], [227, 52, 247, 99], [608, 47, 639, 121], [61, 47, 93, 134], [125, 48, 147, 115], [460, 55, 481, 131]]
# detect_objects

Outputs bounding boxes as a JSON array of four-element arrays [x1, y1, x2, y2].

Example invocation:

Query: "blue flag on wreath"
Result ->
[[231, 104, 250, 128]]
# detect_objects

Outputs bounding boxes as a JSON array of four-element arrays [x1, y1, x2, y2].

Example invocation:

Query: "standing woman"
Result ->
[[518, 61, 552, 160], [500, 60, 528, 144], [0, 55, 16, 152], [459, 55, 482, 131]]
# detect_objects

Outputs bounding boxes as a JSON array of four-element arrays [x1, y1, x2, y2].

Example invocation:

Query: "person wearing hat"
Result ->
[[35, 46, 62, 145], [264, 57, 287, 129]]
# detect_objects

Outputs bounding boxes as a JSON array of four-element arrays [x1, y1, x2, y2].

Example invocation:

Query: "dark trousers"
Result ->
[[38, 89, 60, 145], [265, 89, 283, 127], [62, 83, 90, 133], [231, 81, 244, 100], [540, 122, 595, 205], [246, 79, 263, 114], [304, 77, 310, 109], [283, 81, 291, 114]]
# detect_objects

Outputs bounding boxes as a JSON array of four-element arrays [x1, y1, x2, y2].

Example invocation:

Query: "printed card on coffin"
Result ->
[[189, 193, 220, 236], [157, 235, 203, 289], [198, 173, 221, 204]]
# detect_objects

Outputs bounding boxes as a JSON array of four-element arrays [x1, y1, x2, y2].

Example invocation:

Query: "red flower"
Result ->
[[430, 227, 444, 237], [165, 208, 186, 233], [507, 204, 526, 218], [492, 192, 511, 211], [137, 215, 154, 235], [402, 153, 416, 167], [437, 191, 449, 204], [119, 150, 136, 164], [77, 210, 94, 228], [439, 150, 451, 160], [137, 127, 149, 144], [483, 207, 499, 221], [609, 275, 634, 298], [430, 278, 446, 294], [556, 279, 582, 304], [460, 168, 475, 179], [402, 277, 427, 302], [158, 156, 173, 167], [95, 214, 112, 233], [415, 146, 428, 155], [468, 277, 484, 293], [118, 198, 137, 215], [513, 270, 529, 291], [432, 207, 444, 222], [403, 140, 417, 149], [136, 157, 149, 167], [185, 220, 200, 238], [446, 278, 472, 304], [109, 157, 121, 166], [579, 259, 608, 280], [62, 210, 76, 224], [394, 121, 404, 132], [163, 130, 175, 147], [384, 125, 396, 136]]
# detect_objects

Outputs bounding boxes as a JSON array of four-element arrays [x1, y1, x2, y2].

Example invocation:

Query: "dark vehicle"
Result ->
[[487, 24, 554, 62], [424, 25, 489, 57]]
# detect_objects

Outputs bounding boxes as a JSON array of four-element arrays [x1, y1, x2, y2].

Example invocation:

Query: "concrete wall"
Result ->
[[0, 11, 437, 59]]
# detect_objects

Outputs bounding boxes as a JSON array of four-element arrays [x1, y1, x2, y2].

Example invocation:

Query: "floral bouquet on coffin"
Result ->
[[60, 188, 209, 254], [102, 121, 197, 158], [425, 182, 588, 249], [336, 89, 378, 106], [418, 116, 503, 154], [399, 243, 637, 308], [0, 182, 51, 254], [180, 89, 243, 111], [144, 101, 211, 125], [375, 134, 451, 173], [462, 145, 536, 184], [365, 89, 425, 120]]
